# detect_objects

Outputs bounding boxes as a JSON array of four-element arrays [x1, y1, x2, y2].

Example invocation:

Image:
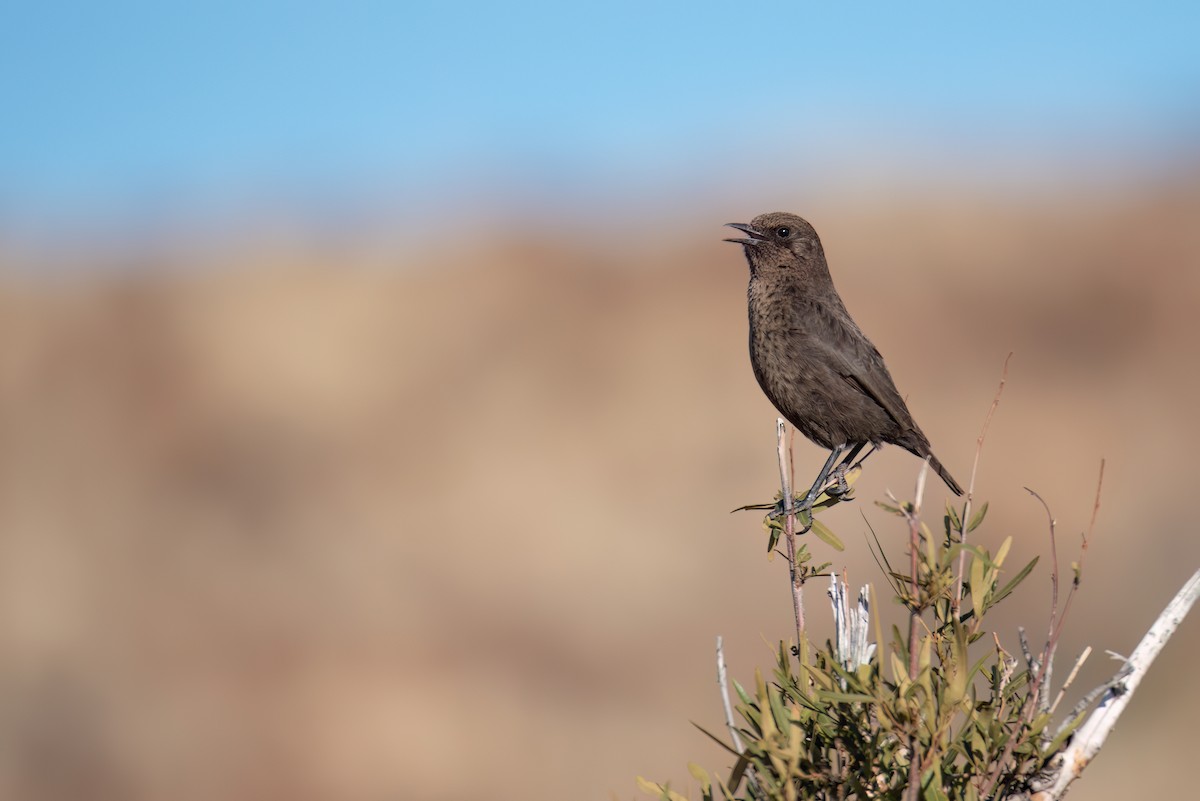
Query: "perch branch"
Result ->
[[776, 418, 805, 646]]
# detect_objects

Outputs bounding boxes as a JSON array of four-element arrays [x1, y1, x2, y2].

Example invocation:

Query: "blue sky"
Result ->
[[2, 2, 1198, 236]]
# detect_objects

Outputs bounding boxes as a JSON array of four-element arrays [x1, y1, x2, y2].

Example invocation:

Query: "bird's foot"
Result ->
[[774, 502, 815, 535], [825, 463, 853, 499], [768, 495, 809, 519]]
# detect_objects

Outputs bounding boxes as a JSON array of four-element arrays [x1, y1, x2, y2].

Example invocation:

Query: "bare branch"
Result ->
[[1024, 487, 1059, 714], [903, 459, 930, 801], [907, 458, 930, 680], [1048, 646, 1092, 716], [1017, 626, 1037, 673], [716, 636, 745, 754], [776, 419, 805, 646], [1033, 568, 1200, 800], [954, 352, 1011, 613], [1052, 461, 1104, 643]]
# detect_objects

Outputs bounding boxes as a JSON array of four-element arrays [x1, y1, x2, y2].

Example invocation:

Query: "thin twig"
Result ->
[[1017, 627, 1038, 673], [982, 626, 1039, 797], [1085, 460, 1104, 540], [907, 460, 929, 680], [1052, 676, 1119, 740], [903, 460, 930, 801], [776, 419, 805, 645], [954, 352, 1011, 615], [1025, 487, 1059, 714], [1048, 646, 1092, 716], [716, 636, 745, 754], [986, 472, 1107, 801], [1052, 461, 1103, 643]]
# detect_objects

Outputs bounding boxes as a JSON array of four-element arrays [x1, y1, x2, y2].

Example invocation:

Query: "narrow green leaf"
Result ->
[[1045, 710, 1088, 753], [767, 684, 790, 735], [994, 535, 1013, 568], [810, 518, 845, 551], [690, 722, 743, 756], [946, 502, 962, 531], [945, 625, 970, 706], [922, 767, 951, 801], [967, 501, 989, 532], [634, 776, 671, 799], [923, 523, 938, 567], [817, 690, 876, 704], [731, 679, 751, 707], [970, 552, 987, 621], [967, 653, 991, 683], [801, 508, 816, 529], [730, 500, 774, 513], [726, 753, 750, 795], [988, 556, 1040, 609]]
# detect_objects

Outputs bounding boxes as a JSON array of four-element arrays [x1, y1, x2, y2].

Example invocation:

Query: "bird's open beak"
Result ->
[[723, 222, 767, 245]]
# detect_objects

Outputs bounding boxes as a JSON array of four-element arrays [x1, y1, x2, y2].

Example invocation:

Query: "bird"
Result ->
[[724, 212, 963, 516]]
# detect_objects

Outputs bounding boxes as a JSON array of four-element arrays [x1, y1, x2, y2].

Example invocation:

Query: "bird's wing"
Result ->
[[797, 299, 919, 432]]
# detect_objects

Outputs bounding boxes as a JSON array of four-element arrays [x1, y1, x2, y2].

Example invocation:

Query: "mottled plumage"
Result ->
[[726, 212, 962, 496]]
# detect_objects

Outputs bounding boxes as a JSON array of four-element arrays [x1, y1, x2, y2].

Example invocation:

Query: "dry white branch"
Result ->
[[828, 574, 875, 671], [716, 636, 744, 755], [1031, 567, 1200, 800]]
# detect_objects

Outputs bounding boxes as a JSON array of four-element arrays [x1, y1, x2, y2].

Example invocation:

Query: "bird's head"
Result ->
[[724, 212, 823, 269]]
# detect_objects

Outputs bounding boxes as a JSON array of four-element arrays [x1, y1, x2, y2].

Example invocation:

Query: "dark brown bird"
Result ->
[[725, 212, 963, 508]]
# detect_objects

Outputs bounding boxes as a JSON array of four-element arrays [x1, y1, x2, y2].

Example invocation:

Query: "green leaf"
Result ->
[[810, 518, 845, 551], [967, 653, 991, 684], [730, 500, 775, 513], [988, 556, 1040, 610], [874, 500, 903, 515], [635, 776, 682, 800], [945, 625, 971, 706], [994, 535, 1013, 568], [767, 683, 790, 735], [1045, 710, 1088, 753], [946, 502, 962, 531], [891, 651, 909, 685], [726, 753, 751, 795], [690, 722, 743, 756], [687, 763, 711, 791], [967, 501, 989, 532], [970, 551, 987, 621], [818, 690, 876, 704], [923, 770, 951, 801]]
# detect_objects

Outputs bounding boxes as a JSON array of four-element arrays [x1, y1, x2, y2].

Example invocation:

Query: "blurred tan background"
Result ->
[[4, 4, 1200, 800], [1, 177, 1198, 801]]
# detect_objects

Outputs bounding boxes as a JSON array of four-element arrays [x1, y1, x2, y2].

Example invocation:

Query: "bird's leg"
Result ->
[[794, 444, 847, 531], [828, 442, 867, 497], [849, 444, 878, 471]]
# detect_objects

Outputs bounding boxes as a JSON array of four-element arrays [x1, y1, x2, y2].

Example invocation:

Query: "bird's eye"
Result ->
[[775, 226, 791, 238]]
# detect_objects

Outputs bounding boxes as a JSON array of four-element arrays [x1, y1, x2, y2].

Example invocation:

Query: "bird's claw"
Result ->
[[824, 464, 854, 499]]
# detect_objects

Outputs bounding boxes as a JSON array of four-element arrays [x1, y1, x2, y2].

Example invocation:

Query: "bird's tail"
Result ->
[[926, 453, 964, 496]]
